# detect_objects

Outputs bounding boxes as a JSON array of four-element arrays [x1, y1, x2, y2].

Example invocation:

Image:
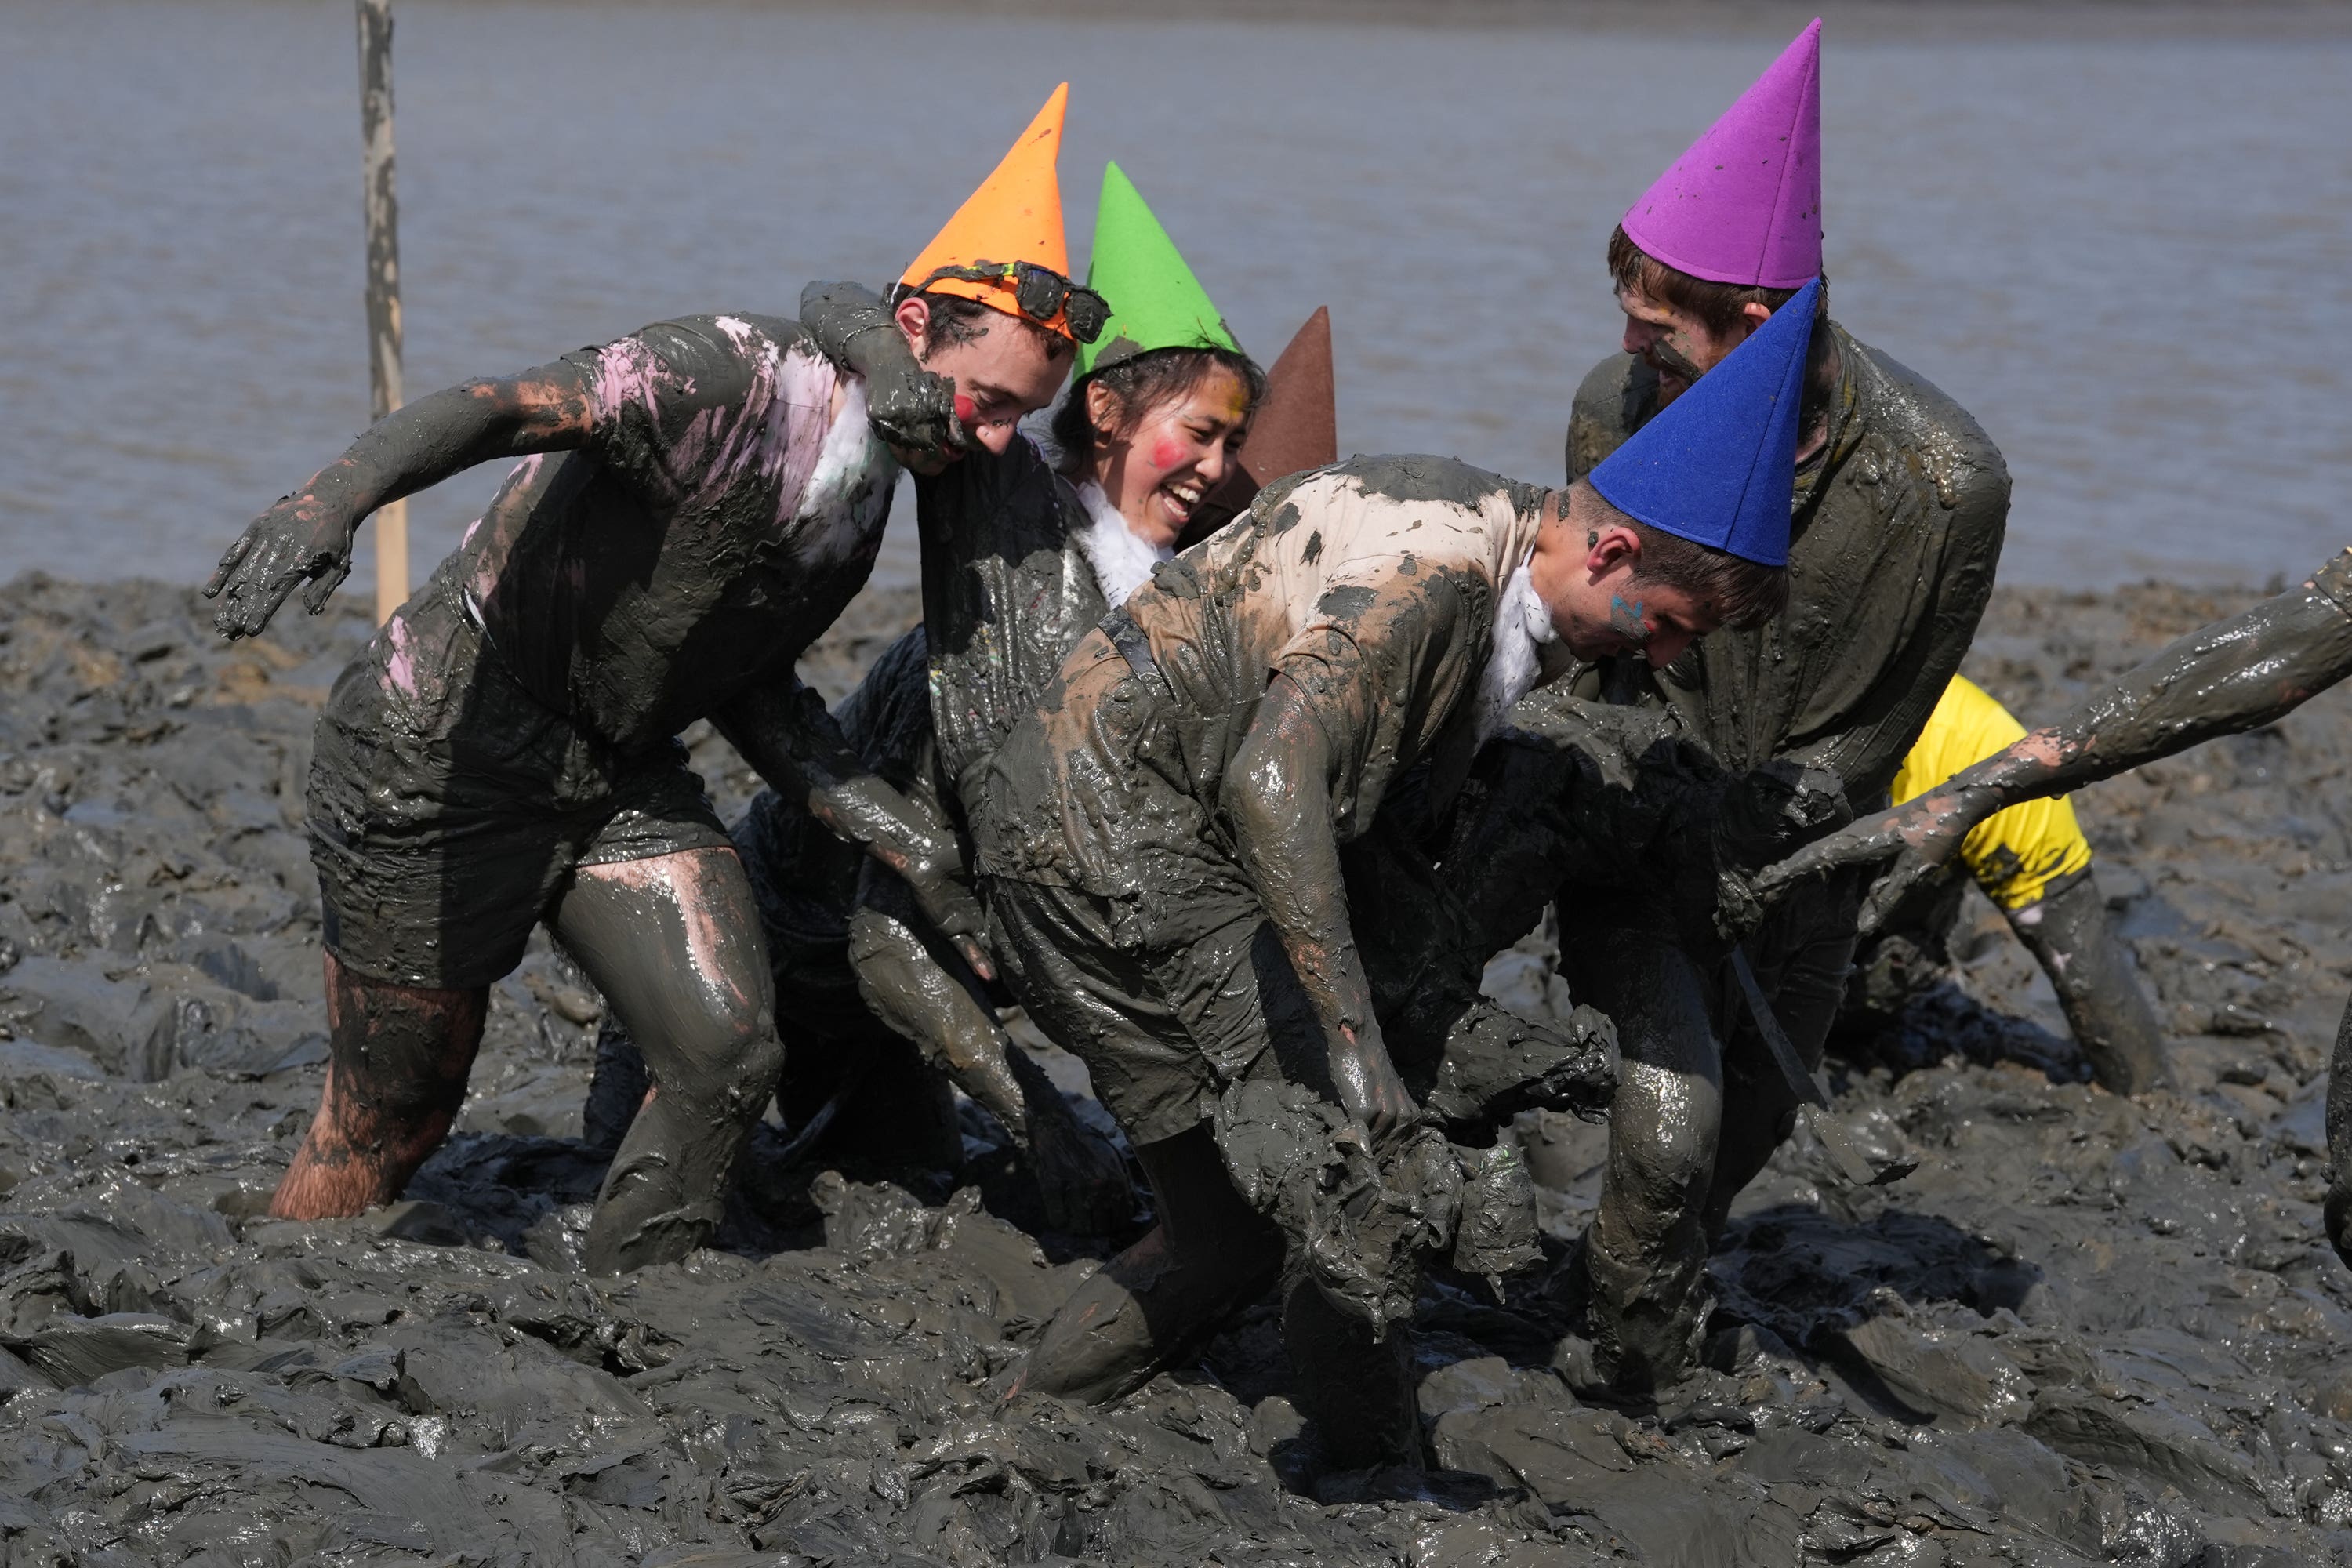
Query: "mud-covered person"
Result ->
[[977, 292, 1820, 1468], [1753, 548, 2352, 1268], [200, 89, 1084, 1276], [590, 162, 1290, 1232], [1831, 675, 2169, 1092], [1465, 23, 2009, 1396]]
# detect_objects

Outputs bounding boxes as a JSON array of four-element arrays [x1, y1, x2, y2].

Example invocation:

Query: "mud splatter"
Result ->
[[0, 573, 2347, 1559]]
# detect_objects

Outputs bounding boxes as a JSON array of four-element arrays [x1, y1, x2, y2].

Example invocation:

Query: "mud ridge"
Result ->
[[0, 571, 2346, 1565]]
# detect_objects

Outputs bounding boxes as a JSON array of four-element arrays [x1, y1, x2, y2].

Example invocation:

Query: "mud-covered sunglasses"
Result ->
[[911, 260, 1109, 343]]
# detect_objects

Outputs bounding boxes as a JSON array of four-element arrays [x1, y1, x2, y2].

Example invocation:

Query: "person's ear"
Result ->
[[1586, 524, 1642, 578], [1084, 379, 1123, 441], [1739, 300, 1773, 339], [893, 296, 930, 357]]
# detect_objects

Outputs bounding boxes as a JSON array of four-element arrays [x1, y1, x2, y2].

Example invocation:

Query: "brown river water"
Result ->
[[2, 0, 2349, 597]]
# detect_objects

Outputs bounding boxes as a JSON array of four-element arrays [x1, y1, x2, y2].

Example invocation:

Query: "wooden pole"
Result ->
[[358, 0, 408, 624]]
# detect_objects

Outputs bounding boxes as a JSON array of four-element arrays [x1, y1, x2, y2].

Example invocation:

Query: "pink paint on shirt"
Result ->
[[381, 612, 417, 699], [593, 336, 677, 426]]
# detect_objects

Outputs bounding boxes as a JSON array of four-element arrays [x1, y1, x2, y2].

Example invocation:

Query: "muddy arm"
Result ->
[[205, 362, 599, 638], [1759, 561, 2352, 924], [800, 280, 964, 463], [847, 867, 1131, 1232], [715, 678, 995, 980], [1227, 673, 1417, 1144]]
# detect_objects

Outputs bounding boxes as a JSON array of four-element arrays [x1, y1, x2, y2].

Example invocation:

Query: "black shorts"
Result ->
[[306, 583, 728, 989]]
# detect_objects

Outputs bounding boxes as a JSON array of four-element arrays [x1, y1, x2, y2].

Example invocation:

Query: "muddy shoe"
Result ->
[[1423, 1000, 1619, 1132]]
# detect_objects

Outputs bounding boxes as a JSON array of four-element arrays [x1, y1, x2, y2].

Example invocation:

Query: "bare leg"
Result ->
[[2009, 873, 2170, 1094], [270, 953, 488, 1218], [1007, 1125, 1282, 1405], [551, 848, 784, 1276]]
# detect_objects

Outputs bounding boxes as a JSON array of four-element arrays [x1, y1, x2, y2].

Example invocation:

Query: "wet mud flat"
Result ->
[[0, 572, 2347, 1566]]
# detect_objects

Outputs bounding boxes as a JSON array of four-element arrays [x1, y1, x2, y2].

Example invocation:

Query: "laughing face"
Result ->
[[1088, 361, 1253, 550]]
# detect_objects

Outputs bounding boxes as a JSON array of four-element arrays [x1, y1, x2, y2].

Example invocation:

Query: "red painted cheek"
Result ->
[[953, 394, 978, 426], [1149, 435, 1187, 474]]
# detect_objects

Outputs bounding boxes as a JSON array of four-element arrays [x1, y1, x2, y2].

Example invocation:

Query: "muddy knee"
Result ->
[[1606, 1058, 1722, 1225]]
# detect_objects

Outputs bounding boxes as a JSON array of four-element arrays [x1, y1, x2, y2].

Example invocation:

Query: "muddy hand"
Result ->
[[865, 362, 969, 466], [205, 492, 361, 638], [900, 855, 995, 982], [1753, 791, 1963, 912], [1332, 1032, 1419, 1152]]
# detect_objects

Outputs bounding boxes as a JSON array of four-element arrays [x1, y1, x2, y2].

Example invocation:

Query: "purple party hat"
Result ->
[[1621, 20, 1823, 289]]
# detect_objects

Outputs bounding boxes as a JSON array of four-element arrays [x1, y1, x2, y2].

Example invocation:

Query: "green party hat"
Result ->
[[1077, 162, 1240, 377]]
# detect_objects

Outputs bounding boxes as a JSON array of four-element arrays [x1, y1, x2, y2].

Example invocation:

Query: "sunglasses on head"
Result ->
[[912, 260, 1109, 343]]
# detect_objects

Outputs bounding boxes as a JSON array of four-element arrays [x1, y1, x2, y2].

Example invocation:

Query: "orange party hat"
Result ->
[[898, 85, 1075, 337]]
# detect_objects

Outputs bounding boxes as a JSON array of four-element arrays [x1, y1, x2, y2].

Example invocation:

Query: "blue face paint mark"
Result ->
[[1609, 593, 1651, 645]]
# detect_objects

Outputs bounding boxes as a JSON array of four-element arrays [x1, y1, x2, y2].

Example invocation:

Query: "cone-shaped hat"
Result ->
[[1077, 162, 1240, 377], [1621, 20, 1822, 289], [1587, 278, 1819, 567], [1179, 307, 1338, 549], [899, 85, 1076, 337]]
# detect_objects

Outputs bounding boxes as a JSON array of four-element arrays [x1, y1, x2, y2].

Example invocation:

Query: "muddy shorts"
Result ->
[[307, 582, 729, 990], [987, 867, 1328, 1147]]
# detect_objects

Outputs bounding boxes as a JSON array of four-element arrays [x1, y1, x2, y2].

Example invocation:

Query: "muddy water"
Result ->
[[0, 572, 2347, 1561], [4, 1, 2350, 597]]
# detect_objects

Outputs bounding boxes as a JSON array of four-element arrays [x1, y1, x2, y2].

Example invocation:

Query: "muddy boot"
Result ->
[[1281, 1275, 1419, 1471], [1006, 1127, 1282, 1406]]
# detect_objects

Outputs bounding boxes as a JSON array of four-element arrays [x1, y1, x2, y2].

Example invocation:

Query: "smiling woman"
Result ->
[[1048, 162, 1267, 581]]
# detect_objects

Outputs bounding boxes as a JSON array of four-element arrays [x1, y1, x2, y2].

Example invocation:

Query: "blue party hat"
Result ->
[[1588, 277, 1820, 568]]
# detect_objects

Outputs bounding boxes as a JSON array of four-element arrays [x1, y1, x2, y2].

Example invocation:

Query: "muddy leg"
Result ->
[[1281, 1274, 1419, 1469], [271, 953, 488, 1218], [551, 848, 782, 1276], [2009, 873, 2171, 1094], [582, 1015, 652, 1155], [1704, 891, 1860, 1241], [1560, 928, 1722, 1395], [848, 866, 1131, 1232], [1007, 1125, 1282, 1405]]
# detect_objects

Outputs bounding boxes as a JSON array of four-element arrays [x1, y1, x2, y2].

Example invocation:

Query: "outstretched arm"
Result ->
[[1227, 673, 1417, 1145], [1759, 556, 2352, 924], [205, 362, 599, 638], [714, 678, 995, 981]]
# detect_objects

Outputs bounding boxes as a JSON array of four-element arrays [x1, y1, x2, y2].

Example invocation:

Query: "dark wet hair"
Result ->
[[1608, 224, 1835, 427], [1577, 483, 1790, 630], [909, 289, 1073, 364], [1049, 344, 1267, 478]]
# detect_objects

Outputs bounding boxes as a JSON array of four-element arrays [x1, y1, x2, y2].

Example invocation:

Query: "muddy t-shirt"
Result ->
[[453, 313, 896, 751], [913, 434, 1105, 815], [1560, 323, 2009, 810], [978, 456, 1545, 895]]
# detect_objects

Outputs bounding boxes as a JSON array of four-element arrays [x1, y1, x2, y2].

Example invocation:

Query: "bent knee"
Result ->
[[1610, 1060, 1721, 1197], [641, 1004, 783, 1109]]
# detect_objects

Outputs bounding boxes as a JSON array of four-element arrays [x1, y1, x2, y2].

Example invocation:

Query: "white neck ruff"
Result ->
[[1474, 563, 1559, 743], [1072, 480, 1174, 608]]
